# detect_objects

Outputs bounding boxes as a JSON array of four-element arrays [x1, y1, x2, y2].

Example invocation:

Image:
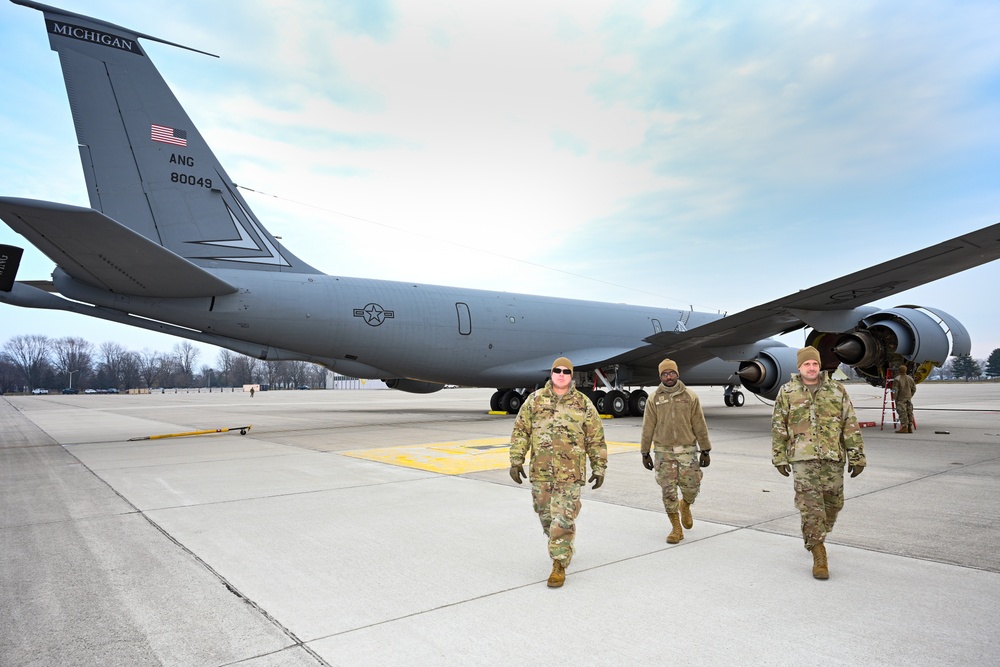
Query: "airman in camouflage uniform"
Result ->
[[640, 358, 712, 544], [893, 364, 916, 433], [772, 346, 866, 579], [509, 357, 607, 588]]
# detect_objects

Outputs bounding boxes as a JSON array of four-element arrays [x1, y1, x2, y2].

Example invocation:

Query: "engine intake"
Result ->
[[737, 346, 799, 400], [830, 305, 969, 386]]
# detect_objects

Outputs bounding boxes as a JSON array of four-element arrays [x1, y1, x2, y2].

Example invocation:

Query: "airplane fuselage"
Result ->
[[55, 266, 728, 387]]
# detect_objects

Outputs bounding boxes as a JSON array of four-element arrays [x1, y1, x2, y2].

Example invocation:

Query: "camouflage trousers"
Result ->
[[791, 460, 844, 550], [897, 398, 914, 430], [531, 481, 583, 565], [654, 449, 702, 514]]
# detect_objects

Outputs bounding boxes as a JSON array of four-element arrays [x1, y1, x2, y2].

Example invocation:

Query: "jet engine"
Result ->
[[736, 346, 801, 400], [809, 305, 970, 387], [383, 379, 446, 394]]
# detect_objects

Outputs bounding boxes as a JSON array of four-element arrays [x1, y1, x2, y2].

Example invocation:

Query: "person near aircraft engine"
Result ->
[[771, 346, 866, 580], [509, 357, 607, 588], [893, 364, 916, 433], [640, 358, 712, 544]]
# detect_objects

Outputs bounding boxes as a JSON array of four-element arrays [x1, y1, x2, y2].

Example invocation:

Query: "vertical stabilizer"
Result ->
[[16, 0, 316, 272]]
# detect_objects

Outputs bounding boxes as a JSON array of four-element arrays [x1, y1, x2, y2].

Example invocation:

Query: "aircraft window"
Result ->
[[456, 303, 472, 335], [651, 319, 662, 334]]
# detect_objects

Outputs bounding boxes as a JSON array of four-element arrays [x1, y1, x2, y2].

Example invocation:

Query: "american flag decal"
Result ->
[[151, 123, 188, 147]]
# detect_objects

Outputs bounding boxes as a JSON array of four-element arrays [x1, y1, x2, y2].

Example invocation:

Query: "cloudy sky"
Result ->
[[1, 0, 998, 369]]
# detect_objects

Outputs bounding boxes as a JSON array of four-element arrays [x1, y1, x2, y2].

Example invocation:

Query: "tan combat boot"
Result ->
[[811, 542, 829, 580], [667, 513, 684, 544], [679, 498, 694, 529], [547, 560, 566, 588]]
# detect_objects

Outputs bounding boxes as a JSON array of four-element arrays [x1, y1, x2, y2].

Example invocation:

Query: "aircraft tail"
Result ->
[[15, 0, 315, 273]]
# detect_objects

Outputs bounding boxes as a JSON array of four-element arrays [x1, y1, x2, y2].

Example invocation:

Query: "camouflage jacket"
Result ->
[[640, 381, 711, 455], [894, 373, 916, 402], [771, 372, 866, 466], [510, 381, 607, 483]]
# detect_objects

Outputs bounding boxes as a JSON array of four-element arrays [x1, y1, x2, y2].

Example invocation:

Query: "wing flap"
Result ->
[[0, 197, 236, 297]]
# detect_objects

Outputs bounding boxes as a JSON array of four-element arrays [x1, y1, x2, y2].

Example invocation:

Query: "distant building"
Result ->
[[327, 372, 388, 390]]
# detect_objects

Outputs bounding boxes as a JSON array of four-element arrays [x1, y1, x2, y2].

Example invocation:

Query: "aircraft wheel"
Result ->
[[501, 390, 523, 414], [724, 394, 734, 407], [733, 391, 745, 407], [628, 390, 647, 416], [606, 390, 628, 418], [490, 389, 505, 411], [592, 391, 607, 414]]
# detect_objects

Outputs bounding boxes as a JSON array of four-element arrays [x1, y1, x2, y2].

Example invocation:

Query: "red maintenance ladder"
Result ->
[[880, 368, 898, 431], [880, 367, 917, 432]]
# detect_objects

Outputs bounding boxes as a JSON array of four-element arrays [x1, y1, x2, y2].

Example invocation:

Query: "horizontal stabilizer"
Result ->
[[0, 197, 236, 297]]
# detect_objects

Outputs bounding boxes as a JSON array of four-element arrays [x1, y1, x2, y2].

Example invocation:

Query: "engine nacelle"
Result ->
[[737, 346, 800, 401], [826, 306, 969, 386], [383, 379, 445, 394]]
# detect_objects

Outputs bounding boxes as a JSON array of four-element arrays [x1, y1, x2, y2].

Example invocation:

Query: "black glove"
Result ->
[[509, 464, 526, 484], [775, 464, 790, 477], [699, 450, 711, 468], [641, 453, 654, 470], [848, 463, 865, 478], [589, 473, 604, 490]]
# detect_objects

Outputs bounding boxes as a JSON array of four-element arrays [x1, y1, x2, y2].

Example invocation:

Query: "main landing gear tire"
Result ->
[[490, 390, 505, 411], [604, 390, 629, 418], [592, 390, 607, 414], [501, 389, 523, 414], [724, 390, 745, 407], [628, 390, 648, 417]]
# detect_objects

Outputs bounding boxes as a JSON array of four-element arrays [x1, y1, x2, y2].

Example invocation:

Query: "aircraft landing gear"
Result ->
[[591, 390, 607, 414], [604, 390, 629, 418], [628, 390, 647, 417], [501, 389, 524, 414], [491, 388, 528, 414], [724, 385, 745, 407]]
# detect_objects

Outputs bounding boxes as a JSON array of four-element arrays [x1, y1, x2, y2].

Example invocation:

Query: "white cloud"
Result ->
[[1, 0, 998, 360]]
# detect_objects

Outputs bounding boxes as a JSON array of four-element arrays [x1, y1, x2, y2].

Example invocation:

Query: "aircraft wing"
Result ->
[[616, 222, 1000, 368], [0, 197, 237, 298]]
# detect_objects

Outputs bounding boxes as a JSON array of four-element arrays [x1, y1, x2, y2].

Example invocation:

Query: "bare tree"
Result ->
[[308, 363, 329, 388], [51, 337, 95, 390], [227, 354, 264, 386], [262, 360, 283, 389], [138, 349, 168, 389], [119, 351, 142, 390], [4, 334, 53, 390], [286, 361, 308, 388], [98, 341, 129, 390], [216, 349, 236, 387], [1, 354, 21, 393], [171, 341, 200, 387], [199, 364, 215, 389]]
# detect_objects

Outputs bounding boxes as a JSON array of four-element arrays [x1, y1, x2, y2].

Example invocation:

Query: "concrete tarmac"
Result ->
[[2, 382, 998, 666]]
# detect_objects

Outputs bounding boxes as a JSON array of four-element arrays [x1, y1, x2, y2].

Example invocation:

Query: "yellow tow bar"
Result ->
[[128, 424, 252, 441]]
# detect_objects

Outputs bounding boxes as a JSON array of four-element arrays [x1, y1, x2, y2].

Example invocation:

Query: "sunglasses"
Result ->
[[551, 368, 573, 375]]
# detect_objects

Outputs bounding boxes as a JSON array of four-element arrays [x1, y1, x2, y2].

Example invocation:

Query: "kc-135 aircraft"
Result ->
[[2, 0, 999, 416]]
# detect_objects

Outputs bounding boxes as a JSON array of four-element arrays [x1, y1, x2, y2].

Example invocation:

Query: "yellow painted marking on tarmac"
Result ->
[[341, 438, 637, 474]]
